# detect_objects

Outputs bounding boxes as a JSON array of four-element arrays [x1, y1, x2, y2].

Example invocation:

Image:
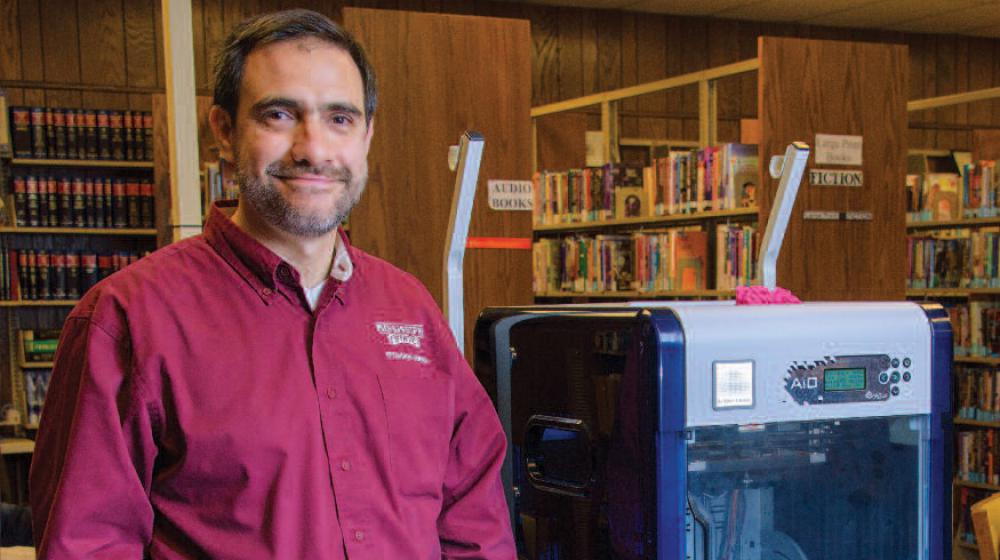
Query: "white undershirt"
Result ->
[[302, 236, 354, 310]]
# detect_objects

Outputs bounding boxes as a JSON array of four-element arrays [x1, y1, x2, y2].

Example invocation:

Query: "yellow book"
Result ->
[[972, 491, 1000, 560]]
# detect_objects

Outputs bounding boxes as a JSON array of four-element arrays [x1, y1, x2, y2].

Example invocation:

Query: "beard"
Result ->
[[235, 156, 367, 238]]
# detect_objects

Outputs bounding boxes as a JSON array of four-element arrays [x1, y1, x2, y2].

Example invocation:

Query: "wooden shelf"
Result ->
[[11, 158, 153, 169], [906, 288, 1000, 298], [907, 216, 1000, 230], [0, 438, 34, 455], [957, 540, 979, 551], [0, 300, 80, 307], [956, 356, 1000, 366], [533, 207, 758, 234], [19, 361, 53, 369], [954, 479, 1000, 492], [0, 226, 156, 236], [536, 289, 735, 299], [955, 418, 1000, 428]]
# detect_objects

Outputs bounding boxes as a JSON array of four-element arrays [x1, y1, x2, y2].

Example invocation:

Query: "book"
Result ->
[[674, 230, 708, 290], [971, 486, 1000, 560], [10, 106, 32, 158], [614, 186, 644, 219], [924, 172, 961, 221]]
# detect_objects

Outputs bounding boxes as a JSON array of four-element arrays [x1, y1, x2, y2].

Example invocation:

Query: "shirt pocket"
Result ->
[[376, 370, 454, 499]]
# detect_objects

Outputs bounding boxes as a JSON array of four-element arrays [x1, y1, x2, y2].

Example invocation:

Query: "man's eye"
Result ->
[[331, 114, 353, 126], [265, 110, 293, 121]]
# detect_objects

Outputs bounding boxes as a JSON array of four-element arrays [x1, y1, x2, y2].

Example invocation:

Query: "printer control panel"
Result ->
[[784, 354, 915, 405]]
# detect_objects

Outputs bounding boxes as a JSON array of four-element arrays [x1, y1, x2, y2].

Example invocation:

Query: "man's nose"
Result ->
[[290, 116, 337, 167]]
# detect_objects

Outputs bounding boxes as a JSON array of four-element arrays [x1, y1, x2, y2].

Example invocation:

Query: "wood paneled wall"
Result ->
[[759, 37, 908, 301], [1, 0, 998, 148]]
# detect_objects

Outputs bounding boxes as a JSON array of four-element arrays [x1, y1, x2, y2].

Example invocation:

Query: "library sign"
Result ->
[[809, 169, 863, 187], [488, 180, 533, 211]]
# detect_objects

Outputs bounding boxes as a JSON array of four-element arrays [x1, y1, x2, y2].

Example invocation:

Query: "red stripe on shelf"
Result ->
[[466, 237, 533, 250]]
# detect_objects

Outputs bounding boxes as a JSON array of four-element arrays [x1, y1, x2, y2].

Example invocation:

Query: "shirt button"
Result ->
[[354, 530, 364, 542], [326, 388, 337, 399], [261, 288, 272, 296], [277, 266, 292, 281], [341, 460, 351, 471]]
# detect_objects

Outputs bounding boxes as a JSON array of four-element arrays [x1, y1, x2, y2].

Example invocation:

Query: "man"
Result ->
[[30, 9, 515, 559]]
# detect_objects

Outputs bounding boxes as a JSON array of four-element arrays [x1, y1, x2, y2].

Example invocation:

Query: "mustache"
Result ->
[[265, 163, 352, 182]]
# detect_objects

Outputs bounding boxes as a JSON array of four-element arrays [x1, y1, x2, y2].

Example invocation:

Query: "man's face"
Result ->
[[217, 38, 373, 237]]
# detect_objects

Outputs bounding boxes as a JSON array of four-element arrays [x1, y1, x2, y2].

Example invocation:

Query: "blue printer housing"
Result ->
[[473, 301, 952, 560]]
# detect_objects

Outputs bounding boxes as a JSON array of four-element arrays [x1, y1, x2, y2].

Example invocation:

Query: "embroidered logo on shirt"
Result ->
[[375, 322, 425, 349], [385, 351, 430, 364]]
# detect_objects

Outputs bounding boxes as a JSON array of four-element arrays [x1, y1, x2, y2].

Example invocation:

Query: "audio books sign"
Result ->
[[488, 180, 533, 211]]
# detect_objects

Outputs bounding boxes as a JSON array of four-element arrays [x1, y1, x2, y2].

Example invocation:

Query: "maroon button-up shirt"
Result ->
[[29, 204, 514, 559]]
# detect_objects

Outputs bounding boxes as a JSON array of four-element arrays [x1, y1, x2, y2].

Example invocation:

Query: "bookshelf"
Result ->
[[904, 104, 1000, 560], [0, 97, 163, 442], [531, 36, 909, 302]]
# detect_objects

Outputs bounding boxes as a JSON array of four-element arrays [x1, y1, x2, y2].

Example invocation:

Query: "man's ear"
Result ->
[[209, 105, 236, 162]]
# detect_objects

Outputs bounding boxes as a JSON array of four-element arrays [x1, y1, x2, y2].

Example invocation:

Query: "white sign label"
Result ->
[[810, 169, 864, 187], [714, 361, 754, 409], [487, 180, 533, 211], [803, 211, 841, 220], [815, 134, 863, 165]]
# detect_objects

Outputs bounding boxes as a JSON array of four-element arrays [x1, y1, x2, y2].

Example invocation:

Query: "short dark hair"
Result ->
[[212, 9, 377, 124]]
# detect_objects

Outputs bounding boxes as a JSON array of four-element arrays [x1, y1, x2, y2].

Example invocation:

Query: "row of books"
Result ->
[[532, 224, 756, 294], [948, 302, 1000, 358], [905, 159, 998, 222], [11, 174, 155, 229], [0, 248, 148, 301], [907, 229, 1000, 289], [532, 144, 758, 226], [9, 105, 154, 161], [21, 328, 60, 363], [956, 366, 1000, 422], [957, 428, 1000, 485]]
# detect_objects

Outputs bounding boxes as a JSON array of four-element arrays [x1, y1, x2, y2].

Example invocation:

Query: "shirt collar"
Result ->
[[204, 202, 355, 294]]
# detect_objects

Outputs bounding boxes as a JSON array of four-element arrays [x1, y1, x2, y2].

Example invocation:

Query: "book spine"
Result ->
[[59, 177, 73, 227], [44, 108, 56, 159], [140, 180, 154, 228], [84, 177, 95, 228], [65, 109, 78, 159], [126, 180, 140, 228], [46, 176, 59, 227], [37, 251, 50, 300], [52, 253, 66, 300], [65, 253, 80, 299], [93, 177, 106, 228], [112, 179, 127, 228], [96, 110, 111, 160], [54, 108, 67, 159], [26, 250, 37, 300], [13, 175, 27, 227], [72, 177, 86, 228], [123, 110, 135, 161], [84, 110, 98, 160], [102, 178, 113, 226], [30, 107, 47, 158], [17, 251, 29, 300], [25, 175, 40, 227], [143, 112, 154, 161], [80, 253, 98, 293], [110, 110, 124, 161], [11, 106, 32, 158], [98, 255, 113, 281]]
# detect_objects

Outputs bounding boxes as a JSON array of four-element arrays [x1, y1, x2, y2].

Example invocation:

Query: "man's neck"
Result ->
[[231, 202, 338, 289]]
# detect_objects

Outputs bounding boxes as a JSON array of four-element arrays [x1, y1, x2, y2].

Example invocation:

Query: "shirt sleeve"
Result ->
[[29, 314, 158, 559], [435, 321, 516, 559]]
